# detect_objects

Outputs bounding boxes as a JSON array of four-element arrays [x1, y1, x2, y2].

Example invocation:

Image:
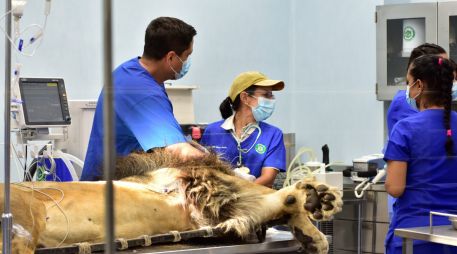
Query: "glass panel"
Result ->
[[387, 18, 426, 86], [449, 16, 457, 63]]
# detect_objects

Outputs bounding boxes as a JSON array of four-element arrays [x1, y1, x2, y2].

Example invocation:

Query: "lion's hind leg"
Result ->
[[0, 185, 47, 254]]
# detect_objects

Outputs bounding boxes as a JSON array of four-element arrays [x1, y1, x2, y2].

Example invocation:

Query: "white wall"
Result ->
[[0, 0, 385, 181]]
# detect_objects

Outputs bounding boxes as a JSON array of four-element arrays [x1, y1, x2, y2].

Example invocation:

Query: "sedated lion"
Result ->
[[0, 150, 343, 254]]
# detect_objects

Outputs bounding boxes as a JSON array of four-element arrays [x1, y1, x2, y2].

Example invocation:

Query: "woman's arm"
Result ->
[[254, 167, 279, 188], [385, 160, 407, 198]]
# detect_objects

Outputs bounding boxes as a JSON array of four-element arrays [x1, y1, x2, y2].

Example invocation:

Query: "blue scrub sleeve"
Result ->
[[384, 122, 410, 162], [118, 96, 186, 150], [200, 128, 212, 146], [263, 131, 286, 171]]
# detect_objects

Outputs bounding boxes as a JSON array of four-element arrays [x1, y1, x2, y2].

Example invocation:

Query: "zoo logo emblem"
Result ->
[[403, 26, 415, 41], [255, 144, 266, 154]]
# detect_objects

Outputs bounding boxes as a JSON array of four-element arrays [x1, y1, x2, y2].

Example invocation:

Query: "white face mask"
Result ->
[[452, 81, 457, 101], [406, 80, 420, 111]]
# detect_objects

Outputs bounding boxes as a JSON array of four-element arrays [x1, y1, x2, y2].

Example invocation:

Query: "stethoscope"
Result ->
[[230, 124, 262, 167]]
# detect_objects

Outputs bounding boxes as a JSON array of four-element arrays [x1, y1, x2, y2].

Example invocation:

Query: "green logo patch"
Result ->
[[403, 26, 415, 41], [255, 144, 266, 154]]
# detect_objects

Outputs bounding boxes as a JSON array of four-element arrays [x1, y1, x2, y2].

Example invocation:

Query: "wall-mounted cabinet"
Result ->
[[438, 2, 457, 62], [376, 2, 457, 101]]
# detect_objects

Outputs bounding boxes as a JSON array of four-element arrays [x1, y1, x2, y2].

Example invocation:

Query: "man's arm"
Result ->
[[165, 142, 206, 159]]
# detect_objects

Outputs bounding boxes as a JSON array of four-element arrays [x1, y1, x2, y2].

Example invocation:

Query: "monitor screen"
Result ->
[[19, 78, 71, 126]]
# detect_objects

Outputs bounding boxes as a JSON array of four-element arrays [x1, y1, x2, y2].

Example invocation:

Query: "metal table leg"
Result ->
[[402, 238, 413, 254], [357, 201, 362, 254]]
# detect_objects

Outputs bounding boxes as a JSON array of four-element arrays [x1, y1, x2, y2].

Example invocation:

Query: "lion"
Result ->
[[0, 150, 342, 254]]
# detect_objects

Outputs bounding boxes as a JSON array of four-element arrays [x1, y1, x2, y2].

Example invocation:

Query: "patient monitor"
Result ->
[[11, 78, 82, 181], [15, 77, 71, 128]]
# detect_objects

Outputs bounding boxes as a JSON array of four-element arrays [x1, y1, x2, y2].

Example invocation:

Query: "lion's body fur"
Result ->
[[0, 150, 342, 254]]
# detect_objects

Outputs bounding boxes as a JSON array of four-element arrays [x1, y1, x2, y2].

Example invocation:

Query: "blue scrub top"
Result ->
[[385, 90, 419, 219], [80, 57, 186, 181], [384, 109, 457, 254], [200, 121, 286, 178]]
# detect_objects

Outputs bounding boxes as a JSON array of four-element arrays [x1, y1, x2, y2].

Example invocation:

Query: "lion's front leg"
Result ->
[[288, 214, 328, 254], [296, 177, 343, 221], [276, 177, 342, 254]]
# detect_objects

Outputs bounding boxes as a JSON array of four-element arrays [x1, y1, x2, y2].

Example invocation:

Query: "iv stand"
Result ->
[[3, 0, 13, 253], [0, 2, 116, 253]]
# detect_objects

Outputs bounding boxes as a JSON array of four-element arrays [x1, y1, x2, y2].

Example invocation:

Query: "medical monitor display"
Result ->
[[19, 78, 71, 126]]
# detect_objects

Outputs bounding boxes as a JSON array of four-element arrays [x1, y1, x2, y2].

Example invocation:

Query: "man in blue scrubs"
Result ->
[[81, 17, 203, 181]]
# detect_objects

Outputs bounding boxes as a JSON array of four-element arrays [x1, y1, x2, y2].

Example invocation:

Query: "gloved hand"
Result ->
[[233, 167, 256, 182]]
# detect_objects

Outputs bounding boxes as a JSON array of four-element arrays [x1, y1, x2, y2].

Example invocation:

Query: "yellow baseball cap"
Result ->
[[228, 71, 285, 101]]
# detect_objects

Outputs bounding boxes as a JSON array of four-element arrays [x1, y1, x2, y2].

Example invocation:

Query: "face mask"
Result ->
[[453, 81, 457, 101], [405, 80, 420, 111], [250, 96, 276, 122], [170, 55, 191, 80]]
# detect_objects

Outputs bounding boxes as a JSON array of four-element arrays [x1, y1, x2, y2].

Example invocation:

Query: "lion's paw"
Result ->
[[292, 226, 328, 254], [297, 180, 343, 221]]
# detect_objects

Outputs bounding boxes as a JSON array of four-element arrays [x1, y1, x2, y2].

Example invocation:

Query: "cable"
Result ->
[[0, 2, 50, 57], [283, 147, 345, 187], [23, 144, 27, 179], [13, 183, 69, 247], [283, 147, 317, 187]]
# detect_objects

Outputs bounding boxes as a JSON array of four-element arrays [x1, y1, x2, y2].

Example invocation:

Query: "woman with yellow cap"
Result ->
[[200, 71, 286, 188]]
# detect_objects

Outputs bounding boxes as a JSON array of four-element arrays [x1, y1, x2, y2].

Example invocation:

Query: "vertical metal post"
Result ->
[[357, 202, 362, 254], [102, 0, 115, 253], [3, 0, 13, 253], [402, 238, 413, 254]]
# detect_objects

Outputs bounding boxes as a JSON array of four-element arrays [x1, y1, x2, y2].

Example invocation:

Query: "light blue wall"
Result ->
[[289, 0, 384, 163], [384, 0, 454, 4], [0, 0, 385, 181]]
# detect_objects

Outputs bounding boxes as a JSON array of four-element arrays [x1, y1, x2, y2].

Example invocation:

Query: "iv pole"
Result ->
[[0, 1, 116, 253], [102, 0, 116, 253], [2, 0, 13, 253]]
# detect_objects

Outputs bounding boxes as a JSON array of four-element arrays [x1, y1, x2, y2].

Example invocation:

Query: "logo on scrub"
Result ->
[[255, 144, 266, 154], [403, 26, 415, 41]]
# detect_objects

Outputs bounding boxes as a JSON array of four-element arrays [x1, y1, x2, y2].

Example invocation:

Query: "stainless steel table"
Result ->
[[395, 225, 457, 254], [121, 229, 302, 254]]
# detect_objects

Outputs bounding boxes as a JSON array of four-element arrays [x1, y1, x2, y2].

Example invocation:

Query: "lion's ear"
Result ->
[[295, 181, 303, 189]]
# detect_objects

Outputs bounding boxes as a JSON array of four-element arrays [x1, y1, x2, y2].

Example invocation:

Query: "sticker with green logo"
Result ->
[[403, 26, 415, 41], [255, 144, 266, 154]]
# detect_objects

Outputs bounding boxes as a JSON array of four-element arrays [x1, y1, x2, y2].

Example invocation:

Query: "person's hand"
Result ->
[[233, 167, 256, 182]]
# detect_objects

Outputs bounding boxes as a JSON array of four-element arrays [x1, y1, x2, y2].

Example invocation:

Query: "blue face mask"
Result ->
[[406, 80, 420, 111], [251, 96, 276, 122], [170, 55, 191, 80]]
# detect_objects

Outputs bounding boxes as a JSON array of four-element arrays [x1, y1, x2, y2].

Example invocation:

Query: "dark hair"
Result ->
[[407, 43, 446, 70], [219, 86, 258, 119], [409, 55, 455, 156], [143, 17, 197, 60], [450, 59, 457, 73]]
